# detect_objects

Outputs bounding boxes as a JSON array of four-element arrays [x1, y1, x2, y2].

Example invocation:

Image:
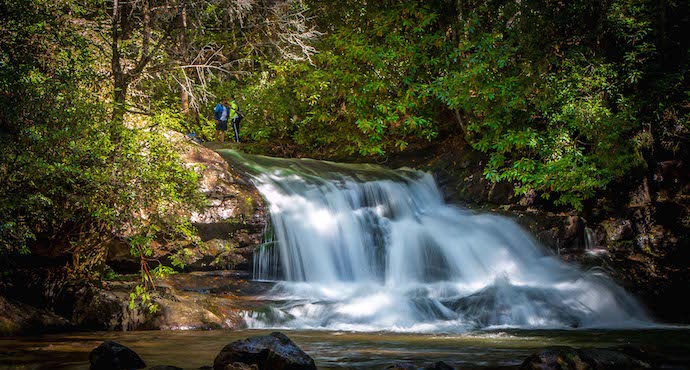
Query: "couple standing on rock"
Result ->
[[214, 97, 243, 143]]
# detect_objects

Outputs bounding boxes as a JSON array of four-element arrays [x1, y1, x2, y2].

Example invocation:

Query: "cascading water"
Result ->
[[220, 150, 652, 332]]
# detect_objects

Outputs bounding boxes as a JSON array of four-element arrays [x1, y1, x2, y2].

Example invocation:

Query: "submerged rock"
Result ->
[[89, 341, 146, 370], [387, 361, 454, 370], [424, 362, 454, 370], [213, 332, 316, 370], [520, 346, 650, 370], [387, 365, 417, 370]]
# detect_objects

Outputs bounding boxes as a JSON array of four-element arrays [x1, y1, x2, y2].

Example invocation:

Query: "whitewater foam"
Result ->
[[219, 151, 652, 333]]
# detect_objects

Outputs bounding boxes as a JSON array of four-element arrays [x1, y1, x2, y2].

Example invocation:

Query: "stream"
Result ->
[[2, 328, 689, 369]]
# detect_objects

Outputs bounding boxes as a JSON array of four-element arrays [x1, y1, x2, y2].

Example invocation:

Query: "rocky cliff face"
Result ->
[[107, 138, 267, 273], [391, 137, 690, 323], [1, 137, 270, 335]]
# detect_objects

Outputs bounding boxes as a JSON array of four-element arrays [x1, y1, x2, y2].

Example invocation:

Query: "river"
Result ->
[[2, 328, 689, 369]]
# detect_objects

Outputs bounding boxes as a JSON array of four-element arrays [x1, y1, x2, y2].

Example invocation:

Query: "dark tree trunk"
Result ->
[[180, 2, 191, 131], [111, 0, 126, 140]]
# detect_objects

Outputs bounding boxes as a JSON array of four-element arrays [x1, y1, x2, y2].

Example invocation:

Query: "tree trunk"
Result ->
[[111, 0, 126, 140], [180, 2, 191, 131], [113, 74, 128, 127], [453, 107, 468, 138]]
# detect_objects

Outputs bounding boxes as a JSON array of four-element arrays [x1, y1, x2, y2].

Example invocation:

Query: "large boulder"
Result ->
[[221, 364, 259, 370], [0, 295, 71, 336], [520, 346, 650, 370], [213, 332, 316, 370], [89, 341, 146, 370]]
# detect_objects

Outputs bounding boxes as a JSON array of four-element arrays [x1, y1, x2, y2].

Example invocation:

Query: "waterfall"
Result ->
[[220, 150, 652, 332], [253, 222, 280, 281], [584, 227, 596, 250]]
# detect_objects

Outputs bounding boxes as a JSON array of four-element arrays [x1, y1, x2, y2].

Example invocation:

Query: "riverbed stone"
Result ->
[[89, 341, 146, 370], [387, 364, 417, 370], [213, 332, 316, 370], [222, 363, 259, 370], [424, 361, 454, 370], [520, 346, 651, 370]]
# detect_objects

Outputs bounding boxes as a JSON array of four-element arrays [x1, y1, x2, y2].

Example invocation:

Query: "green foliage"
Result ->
[[236, 0, 688, 210], [429, 0, 656, 209], [239, 1, 442, 157], [1, 0, 204, 300], [129, 284, 158, 314]]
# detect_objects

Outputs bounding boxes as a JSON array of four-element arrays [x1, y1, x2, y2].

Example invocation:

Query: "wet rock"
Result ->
[[654, 160, 689, 200], [213, 332, 316, 370], [386, 363, 454, 370], [601, 219, 633, 243], [577, 348, 651, 369], [387, 364, 417, 370], [89, 341, 146, 370], [106, 137, 267, 274], [447, 281, 581, 328], [563, 216, 584, 248], [520, 346, 650, 370], [70, 285, 153, 331], [424, 361, 455, 370], [0, 268, 157, 333], [180, 239, 243, 271], [149, 271, 253, 330], [519, 189, 537, 207], [488, 180, 515, 204], [222, 364, 259, 370], [185, 142, 266, 247], [536, 228, 559, 251], [0, 296, 71, 336], [5, 268, 252, 332], [629, 179, 652, 208]]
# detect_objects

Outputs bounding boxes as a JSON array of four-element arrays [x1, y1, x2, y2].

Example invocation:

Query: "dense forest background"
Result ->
[[1, 0, 689, 307]]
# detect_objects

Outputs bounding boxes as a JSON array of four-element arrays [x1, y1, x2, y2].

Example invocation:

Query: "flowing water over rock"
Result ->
[[219, 151, 652, 332]]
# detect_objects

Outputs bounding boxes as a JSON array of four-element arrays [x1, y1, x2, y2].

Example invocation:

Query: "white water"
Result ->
[[222, 151, 652, 332]]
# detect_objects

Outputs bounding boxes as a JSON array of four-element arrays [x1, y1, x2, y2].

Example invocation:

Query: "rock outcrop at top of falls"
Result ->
[[106, 135, 267, 273]]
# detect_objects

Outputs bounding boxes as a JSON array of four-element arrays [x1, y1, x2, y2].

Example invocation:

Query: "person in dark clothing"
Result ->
[[228, 97, 241, 143], [214, 99, 229, 142]]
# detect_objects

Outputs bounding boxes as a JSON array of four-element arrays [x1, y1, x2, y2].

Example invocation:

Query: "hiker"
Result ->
[[229, 97, 242, 143], [214, 98, 229, 142]]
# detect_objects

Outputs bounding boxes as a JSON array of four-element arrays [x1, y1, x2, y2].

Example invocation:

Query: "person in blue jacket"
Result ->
[[214, 98, 229, 142]]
